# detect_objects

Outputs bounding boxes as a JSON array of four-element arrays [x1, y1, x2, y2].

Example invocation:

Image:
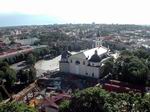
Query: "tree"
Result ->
[[59, 87, 108, 112], [100, 59, 114, 78], [115, 56, 148, 85], [59, 100, 70, 112], [26, 53, 36, 65], [59, 87, 150, 112], [29, 66, 36, 83], [4, 68, 16, 86], [133, 49, 150, 59], [0, 61, 9, 68], [0, 70, 5, 79], [0, 102, 37, 112], [19, 70, 29, 84]]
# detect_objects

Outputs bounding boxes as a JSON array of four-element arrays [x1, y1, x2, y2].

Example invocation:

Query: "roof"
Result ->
[[69, 46, 108, 60], [89, 53, 101, 62], [61, 51, 71, 59]]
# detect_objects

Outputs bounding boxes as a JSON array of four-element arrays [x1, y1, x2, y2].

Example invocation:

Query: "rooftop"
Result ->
[[69, 46, 108, 60]]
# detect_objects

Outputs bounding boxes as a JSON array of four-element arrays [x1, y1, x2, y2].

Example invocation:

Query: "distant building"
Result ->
[[59, 40, 111, 78], [15, 37, 40, 45], [0, 37, 11, 44]]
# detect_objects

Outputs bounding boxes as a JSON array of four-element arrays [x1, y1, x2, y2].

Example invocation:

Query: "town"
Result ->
[[0, 24, 150, 111]]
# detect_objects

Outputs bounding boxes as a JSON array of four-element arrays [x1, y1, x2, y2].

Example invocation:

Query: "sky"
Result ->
[[0, 0, 150, 26]]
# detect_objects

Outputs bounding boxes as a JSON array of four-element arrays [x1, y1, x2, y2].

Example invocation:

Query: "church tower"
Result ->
[[95, 37, 102, 47]]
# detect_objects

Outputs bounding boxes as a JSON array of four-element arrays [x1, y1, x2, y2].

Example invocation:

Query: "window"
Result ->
[[83, 61, 85, 65], [75, 60, 80, 65], [92, 73, 94, 77]]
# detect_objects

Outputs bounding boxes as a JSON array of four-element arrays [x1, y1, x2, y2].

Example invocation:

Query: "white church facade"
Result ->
[[59, 39, 111, 78]]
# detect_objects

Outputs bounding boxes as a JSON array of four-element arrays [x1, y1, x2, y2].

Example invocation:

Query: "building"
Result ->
[[59, 39, 111, 78], [15, 37, 40, 45]]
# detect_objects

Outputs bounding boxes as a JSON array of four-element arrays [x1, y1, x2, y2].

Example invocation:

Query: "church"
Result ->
[[59, 39, 111, 78]]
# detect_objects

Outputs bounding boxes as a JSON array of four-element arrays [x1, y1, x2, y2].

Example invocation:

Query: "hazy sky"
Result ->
[[0, 0, 150, 25]]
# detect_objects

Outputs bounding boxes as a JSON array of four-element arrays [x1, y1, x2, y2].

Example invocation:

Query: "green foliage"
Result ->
[[19, 70, 29, 84], [133, 49, 150, 59], [120, 50, 133, 56], [60, 87, 108, 112], [0, 61, 16, 86], [99, 49, 150, 85], [26, 53, 36, 65], [116, 56, 148, 84], [33, 47, 50, 59], [4, 68, 16, 85], [18, 67, 36, 84], [59, 87, 150, 112], [100, 59, 114, 78], [0, 70, 5, 79], [59, 100, 70, 112], [28, 66, 36, 83], [0, 102, 37, 112]]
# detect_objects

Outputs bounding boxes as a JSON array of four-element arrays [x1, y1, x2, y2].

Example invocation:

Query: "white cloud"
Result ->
[[0, 0, 150, 24]]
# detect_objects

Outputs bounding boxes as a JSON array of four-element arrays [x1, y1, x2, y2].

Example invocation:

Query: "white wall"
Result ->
[[59, 62, 69, 73], [68, 57, 100, 78], [60, 55, 101, 78]]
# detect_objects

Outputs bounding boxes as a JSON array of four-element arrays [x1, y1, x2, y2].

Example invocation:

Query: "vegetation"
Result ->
[[0, 61, 16, 86], [0, 60, 36, 100], [17, 66, 36, 84], [100, 48, 150, 85], [0, 102, 37, 112], [115, 55, 148, 84], [26, 53, 36, 65], [59, 87, 150, 112], [100, 59, 114, 78]]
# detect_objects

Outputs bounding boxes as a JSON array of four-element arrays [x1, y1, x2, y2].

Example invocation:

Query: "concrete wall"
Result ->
[[59, 62, 69, 73], [86, 66, 100, 78], [68, 57, 100, 78], [59, 56, 101, 78]]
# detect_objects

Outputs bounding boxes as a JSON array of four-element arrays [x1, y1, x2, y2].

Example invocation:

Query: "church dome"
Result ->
[[61, 51, 71, 59], [89, 50, 101, 62]]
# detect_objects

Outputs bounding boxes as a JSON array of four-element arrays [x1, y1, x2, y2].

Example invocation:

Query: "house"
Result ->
[[15, 37, 40, 45], [59, 40, 111, 78]]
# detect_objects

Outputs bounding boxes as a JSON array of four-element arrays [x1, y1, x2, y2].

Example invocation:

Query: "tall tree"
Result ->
[[26, 53, 36, 65], [115, 56, 148, 85], [29, 66, 36, 83]]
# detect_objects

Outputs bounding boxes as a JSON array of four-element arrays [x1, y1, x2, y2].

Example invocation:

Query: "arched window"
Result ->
[[75, 60, 80, 65]]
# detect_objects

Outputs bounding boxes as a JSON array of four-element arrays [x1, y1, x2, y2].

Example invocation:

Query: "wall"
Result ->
[[68, 57, 100, 78], [59, 61, 69, 73]]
